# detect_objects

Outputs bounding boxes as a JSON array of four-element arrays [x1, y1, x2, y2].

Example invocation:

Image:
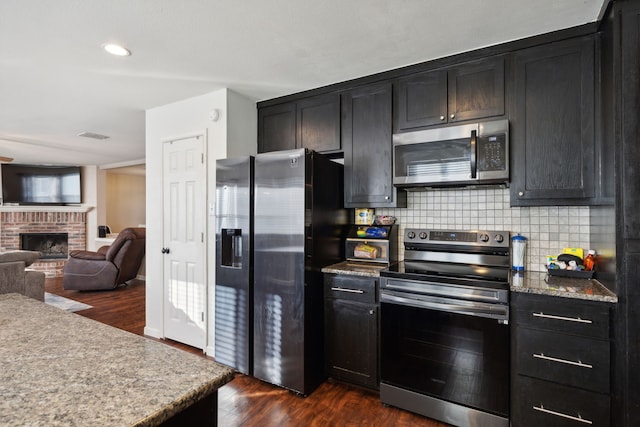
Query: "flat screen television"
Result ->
[[1, 164, 82, 205]]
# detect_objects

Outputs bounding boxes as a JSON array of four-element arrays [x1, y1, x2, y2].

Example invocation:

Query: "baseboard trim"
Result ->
[[144, 326, 162, 339]]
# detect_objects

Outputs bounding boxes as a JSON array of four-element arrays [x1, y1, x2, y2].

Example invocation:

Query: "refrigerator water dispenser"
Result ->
[[221, 228, 243, 268]]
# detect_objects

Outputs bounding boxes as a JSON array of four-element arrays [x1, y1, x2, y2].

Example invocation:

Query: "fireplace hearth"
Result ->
[[20, 233, 69, 260]]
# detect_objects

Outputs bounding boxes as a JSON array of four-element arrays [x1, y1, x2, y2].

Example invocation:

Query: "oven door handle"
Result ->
[[381, 291, 509, 322]]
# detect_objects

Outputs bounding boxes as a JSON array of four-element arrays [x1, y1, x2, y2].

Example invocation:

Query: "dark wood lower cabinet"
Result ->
[[324, 274, 379, 390], [511, 292, 612, 426]]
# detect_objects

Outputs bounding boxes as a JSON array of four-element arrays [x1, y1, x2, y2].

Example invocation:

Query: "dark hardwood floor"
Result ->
[[46, 277, 450, 427]]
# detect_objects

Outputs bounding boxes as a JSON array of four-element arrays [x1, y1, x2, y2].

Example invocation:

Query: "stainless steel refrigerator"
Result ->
[[253, 148, 347, 395], [214, 156, 254, 375]]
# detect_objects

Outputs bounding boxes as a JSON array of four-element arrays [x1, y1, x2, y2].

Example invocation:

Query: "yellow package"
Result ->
[[562, 247, 584, 259]]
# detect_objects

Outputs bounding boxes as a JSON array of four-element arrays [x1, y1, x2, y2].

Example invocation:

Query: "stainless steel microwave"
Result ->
[[393, 119, 509, 188]]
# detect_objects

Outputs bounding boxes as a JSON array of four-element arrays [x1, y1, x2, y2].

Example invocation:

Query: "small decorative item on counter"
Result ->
[[364, 227, 388, 238], [511, 234, 527, 271], [584, 250, 596, 271], [373, 215, 396, 225], [354, 243, 379, 259], [546, 248, 595, 279]]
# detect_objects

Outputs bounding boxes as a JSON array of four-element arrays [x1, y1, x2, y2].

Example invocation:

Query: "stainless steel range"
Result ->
[[379, 229, 511, 427]]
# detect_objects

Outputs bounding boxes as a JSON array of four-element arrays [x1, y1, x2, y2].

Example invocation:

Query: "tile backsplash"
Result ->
[[375, 187, 590, 272]]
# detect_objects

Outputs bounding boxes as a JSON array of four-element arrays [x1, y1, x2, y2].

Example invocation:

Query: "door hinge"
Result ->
[[201, 312, 204, 322], [201, 153, 204, 163], [201, 232, 204, 242]]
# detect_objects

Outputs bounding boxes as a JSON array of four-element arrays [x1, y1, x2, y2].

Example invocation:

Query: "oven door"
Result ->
[[380, 289, 510, 419]]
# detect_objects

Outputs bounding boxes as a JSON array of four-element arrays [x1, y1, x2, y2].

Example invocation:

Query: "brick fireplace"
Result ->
[[0, 209, 86, 277]]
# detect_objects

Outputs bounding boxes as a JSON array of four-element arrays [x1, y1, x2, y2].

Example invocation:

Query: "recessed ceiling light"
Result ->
[[102, 43, 131, 57]]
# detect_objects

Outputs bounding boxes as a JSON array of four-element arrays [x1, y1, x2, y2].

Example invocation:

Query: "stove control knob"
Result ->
[[494, 234, 504, 243], [407, 231, 416, 239], [479, 233, 490, 242], [419, 232, 427, 239]]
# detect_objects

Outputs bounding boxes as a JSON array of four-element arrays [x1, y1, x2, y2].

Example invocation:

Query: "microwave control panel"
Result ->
[[477, 134, 507, 171]]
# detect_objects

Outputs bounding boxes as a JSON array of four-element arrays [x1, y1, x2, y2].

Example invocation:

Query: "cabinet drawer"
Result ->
[[516, 327, 610, 393], [512, 375, 610, 427], [324, 274, 377, 304], [512, 293, 610, 339]]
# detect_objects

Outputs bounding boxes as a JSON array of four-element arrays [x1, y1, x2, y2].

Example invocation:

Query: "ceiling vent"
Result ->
[[78, 131, 110, 140]]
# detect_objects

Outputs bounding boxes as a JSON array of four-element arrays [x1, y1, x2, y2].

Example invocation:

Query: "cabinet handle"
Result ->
[[440, 115, 446, 121], [384, 196, 390, 200], [369, 309, 375, 315], [533, 312, 593, 324], [532, 405, 593, 425], [331, 287, 365, 294], [450, 113, 455, 119], [518, 191, 524, 197], [533, 353, 593, 369]]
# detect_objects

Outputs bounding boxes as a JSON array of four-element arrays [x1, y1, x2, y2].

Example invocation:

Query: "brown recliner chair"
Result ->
[[63, 227, 145, 291]]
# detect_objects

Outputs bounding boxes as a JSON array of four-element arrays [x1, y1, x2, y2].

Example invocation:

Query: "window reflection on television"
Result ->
[[22, 173, 80, 203]]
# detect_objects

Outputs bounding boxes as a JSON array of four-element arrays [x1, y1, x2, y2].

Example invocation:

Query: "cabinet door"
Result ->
[[510, 36, 596, 205], [395, 70, 448, 131], [257, 103, 296, 153], [620, 4, 640, 239], [342, 83, 406, 207], [448, 56, 505, 122], [297, 93, 341, 153], [325, 298, 378, 389]]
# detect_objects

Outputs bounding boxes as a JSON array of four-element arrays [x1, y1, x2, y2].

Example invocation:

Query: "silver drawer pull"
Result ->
[[533, 312, 593, 324], [533, 353, 593, 369], [331, 287, 364, 294], [533, 405, 593, 425]]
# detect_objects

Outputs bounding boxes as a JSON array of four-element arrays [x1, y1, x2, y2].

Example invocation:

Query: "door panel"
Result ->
[[163, 135, 206, 349]]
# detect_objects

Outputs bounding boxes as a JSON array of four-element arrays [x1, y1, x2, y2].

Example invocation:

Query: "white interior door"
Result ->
[[162, 135, 206, 349]]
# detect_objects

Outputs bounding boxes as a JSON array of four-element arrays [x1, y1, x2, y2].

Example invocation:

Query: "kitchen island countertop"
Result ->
[[321, 261, 388, 277], [0, 293, 234, 426], [510, 271, 617, 303]]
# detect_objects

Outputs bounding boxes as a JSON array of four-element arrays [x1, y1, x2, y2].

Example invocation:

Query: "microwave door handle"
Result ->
[[470, 130, 477, 179]]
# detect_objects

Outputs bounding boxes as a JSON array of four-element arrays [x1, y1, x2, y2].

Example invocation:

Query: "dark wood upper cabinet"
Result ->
[[394, 56, 505, 132], [258, 93, 341, 154], [297, 93, 341, 153], [258, 103, 296, 153], [395, 70, 447, 130], [619, 3, 640, 239], [342, 83, 406, 208], [448, 56, 505, 122], [510, 35, 596, 206]]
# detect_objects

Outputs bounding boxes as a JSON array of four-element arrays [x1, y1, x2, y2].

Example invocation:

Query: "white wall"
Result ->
[[106, 172, 146, 233], [145, 88, 256, 351], [81, 166, 105, 252]]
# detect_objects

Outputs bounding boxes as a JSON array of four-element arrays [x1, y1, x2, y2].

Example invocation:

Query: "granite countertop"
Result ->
[[322, 261, 388, 277], [0, 293, 234, 427], [510, 271, 618, 303]]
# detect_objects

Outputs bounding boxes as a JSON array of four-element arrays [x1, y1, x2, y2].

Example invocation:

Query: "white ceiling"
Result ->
[[0, 0, 606, 166]]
